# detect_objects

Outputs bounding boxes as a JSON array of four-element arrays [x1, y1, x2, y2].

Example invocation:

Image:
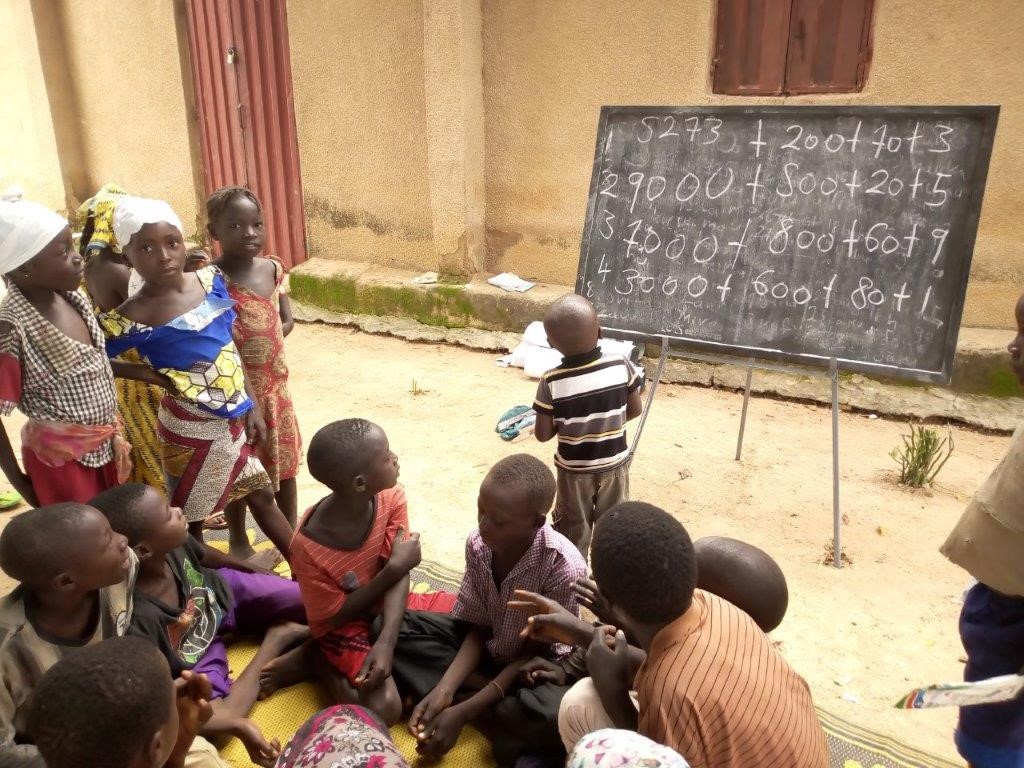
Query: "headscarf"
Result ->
[[275, 705, 409, 768], [111, 196, 183, 253], [0, 189, 69, 275], [568, 729, 690, 768], [76, 183, 129, 256]]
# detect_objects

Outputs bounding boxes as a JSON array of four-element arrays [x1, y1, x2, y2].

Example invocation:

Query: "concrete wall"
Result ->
[[481, 0, 1024, 329], [0, 0, 64, 210], [288, 0, 437, 271], [49, 0, 200, 234]]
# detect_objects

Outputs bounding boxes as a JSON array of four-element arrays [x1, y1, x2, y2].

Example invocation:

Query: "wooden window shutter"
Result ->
[[713, 0, 794, 95], [784, 0, 875, 94]]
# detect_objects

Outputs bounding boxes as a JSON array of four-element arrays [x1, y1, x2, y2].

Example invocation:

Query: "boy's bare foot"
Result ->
[[246, 548, 283, 571], [264, 620, 310, 651], [232, 717, 281, 768], [229, 541, 259, 561], [258, 638, 314, 699]]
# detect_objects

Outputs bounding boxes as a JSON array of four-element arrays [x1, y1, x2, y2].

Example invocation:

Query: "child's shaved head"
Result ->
[[544, 293, 600, 357], [308, 418, 379, 489], [30, 636, 175, 768], [695, 536, 789, 633], [484, 453, 556, 518], [0, 504, 93, 584]]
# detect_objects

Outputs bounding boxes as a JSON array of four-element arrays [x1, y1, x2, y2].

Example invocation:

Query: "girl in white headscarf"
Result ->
[[0, 193, 129, 505]]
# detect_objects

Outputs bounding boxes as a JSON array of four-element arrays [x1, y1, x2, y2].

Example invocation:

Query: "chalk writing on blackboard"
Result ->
[[577, 106, 998, 383]]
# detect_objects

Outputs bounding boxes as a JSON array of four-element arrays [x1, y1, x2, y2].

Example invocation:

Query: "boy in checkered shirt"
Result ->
[[389, 454, 587, 767], [0, 196, 126, 507]]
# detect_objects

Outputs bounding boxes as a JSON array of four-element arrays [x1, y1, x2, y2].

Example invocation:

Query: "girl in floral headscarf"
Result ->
[[78, 184, 166, 495]]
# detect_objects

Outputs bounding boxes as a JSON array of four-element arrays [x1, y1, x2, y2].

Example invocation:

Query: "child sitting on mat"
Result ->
[[524, 502, 826, 767], [91, 483, 307, 768], [29, 637, 224, 768], [533, 294, 643, 562], [390, 453, 588, 767], [286, 419, 452, 725], [0, 503, 147, 766]]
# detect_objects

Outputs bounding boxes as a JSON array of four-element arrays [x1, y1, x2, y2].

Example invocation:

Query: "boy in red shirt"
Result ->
[[287, 419, 453, 724]]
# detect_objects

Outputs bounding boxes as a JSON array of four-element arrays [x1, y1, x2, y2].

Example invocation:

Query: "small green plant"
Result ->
[[890, 424, 954, 488]]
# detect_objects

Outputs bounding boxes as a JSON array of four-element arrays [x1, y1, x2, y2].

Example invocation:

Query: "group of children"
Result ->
[[0, 188, 836, 768]]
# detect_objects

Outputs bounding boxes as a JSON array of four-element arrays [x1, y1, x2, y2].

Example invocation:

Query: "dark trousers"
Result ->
[[956, 582, 1024, 766], [384, 611, 569, 768]]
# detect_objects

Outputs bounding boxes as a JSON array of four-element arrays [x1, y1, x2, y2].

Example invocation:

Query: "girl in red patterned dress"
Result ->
[[208, 187, 302, 560]]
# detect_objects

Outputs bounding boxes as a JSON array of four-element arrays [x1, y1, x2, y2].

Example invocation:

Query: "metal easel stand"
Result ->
[[634, 342, 843, 573], [628, 337, 669, 459]]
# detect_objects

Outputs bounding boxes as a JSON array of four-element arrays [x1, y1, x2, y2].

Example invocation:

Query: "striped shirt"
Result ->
[[636, 590, 828, 768], [291, 486, 407, 640], [533, 348, 643, 472]]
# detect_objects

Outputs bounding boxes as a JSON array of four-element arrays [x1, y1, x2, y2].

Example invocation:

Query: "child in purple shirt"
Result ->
[[388, 454, 587, 767]]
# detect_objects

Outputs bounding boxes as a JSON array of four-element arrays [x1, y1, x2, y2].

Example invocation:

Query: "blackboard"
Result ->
[[577, 106, 998, 383]]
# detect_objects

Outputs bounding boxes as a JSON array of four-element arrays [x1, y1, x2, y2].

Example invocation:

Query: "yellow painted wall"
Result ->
[[481, 0, 1024, 329], [55, 0, 199, 234], [0, 0, 64, 210], [288, 0, 436, 271]]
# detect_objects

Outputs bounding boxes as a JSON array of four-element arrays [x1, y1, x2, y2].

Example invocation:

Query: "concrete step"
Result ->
[[290, 258, 1024, 431]]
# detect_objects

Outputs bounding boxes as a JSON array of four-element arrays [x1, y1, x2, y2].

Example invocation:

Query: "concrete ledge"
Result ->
[[291, 257, 1023, 413], [290, 258, 565, 332]]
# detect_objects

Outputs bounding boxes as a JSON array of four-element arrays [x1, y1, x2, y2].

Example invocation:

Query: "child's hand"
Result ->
[[244, 409, 267, 448], [340, 570, 361, 593], [409, 685, 453, 740], [167, 670, 213, 767], [416, 706, 466, 760], [509, 589, 586, 646], [354, 643, 393, 691], [520, 657, 567, 687], [586, 626, 631, 698], [388, 526, 422, 574], [574, 577, 620, 626]]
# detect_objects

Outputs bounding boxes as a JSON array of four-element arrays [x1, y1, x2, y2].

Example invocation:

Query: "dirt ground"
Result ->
[[1, 321, 1010, 763]]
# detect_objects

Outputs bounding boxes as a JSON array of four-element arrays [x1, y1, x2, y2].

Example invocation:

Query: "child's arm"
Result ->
[[278, 293, 295, 338], [326, 528, 420, 629], [353, 573, 410, 691], [625, 387, 643, 421], [108, 360, 175, 390], [408, 627, 487, 745], [625, 359, 644, 421], [0, 419, 36, 507], [587, 626, 639, 730], [532, 376, 557, 442], [415, 645, 530, 760], [534, 412, 556, 442]]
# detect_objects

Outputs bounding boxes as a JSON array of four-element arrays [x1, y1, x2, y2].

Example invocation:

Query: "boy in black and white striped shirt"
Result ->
[[533, 294, 643, 562]]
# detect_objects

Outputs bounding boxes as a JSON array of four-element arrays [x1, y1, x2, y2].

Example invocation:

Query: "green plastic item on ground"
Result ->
[[0, 491, 23, 511]]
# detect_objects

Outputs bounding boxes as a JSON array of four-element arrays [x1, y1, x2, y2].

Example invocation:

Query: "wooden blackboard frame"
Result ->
[[576, 105, 1000, 384]]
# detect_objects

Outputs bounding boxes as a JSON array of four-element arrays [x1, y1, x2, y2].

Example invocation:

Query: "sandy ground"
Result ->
[[0, 321, 1010, 763]]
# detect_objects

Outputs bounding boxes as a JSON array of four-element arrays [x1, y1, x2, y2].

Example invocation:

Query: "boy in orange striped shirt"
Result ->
[[286, 419, 454, 725]]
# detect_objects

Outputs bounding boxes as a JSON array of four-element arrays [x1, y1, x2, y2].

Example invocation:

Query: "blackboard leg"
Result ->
[[830, 358, 842, 569], [629, 337, 670, 460], [734, 359, 755, 461]]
